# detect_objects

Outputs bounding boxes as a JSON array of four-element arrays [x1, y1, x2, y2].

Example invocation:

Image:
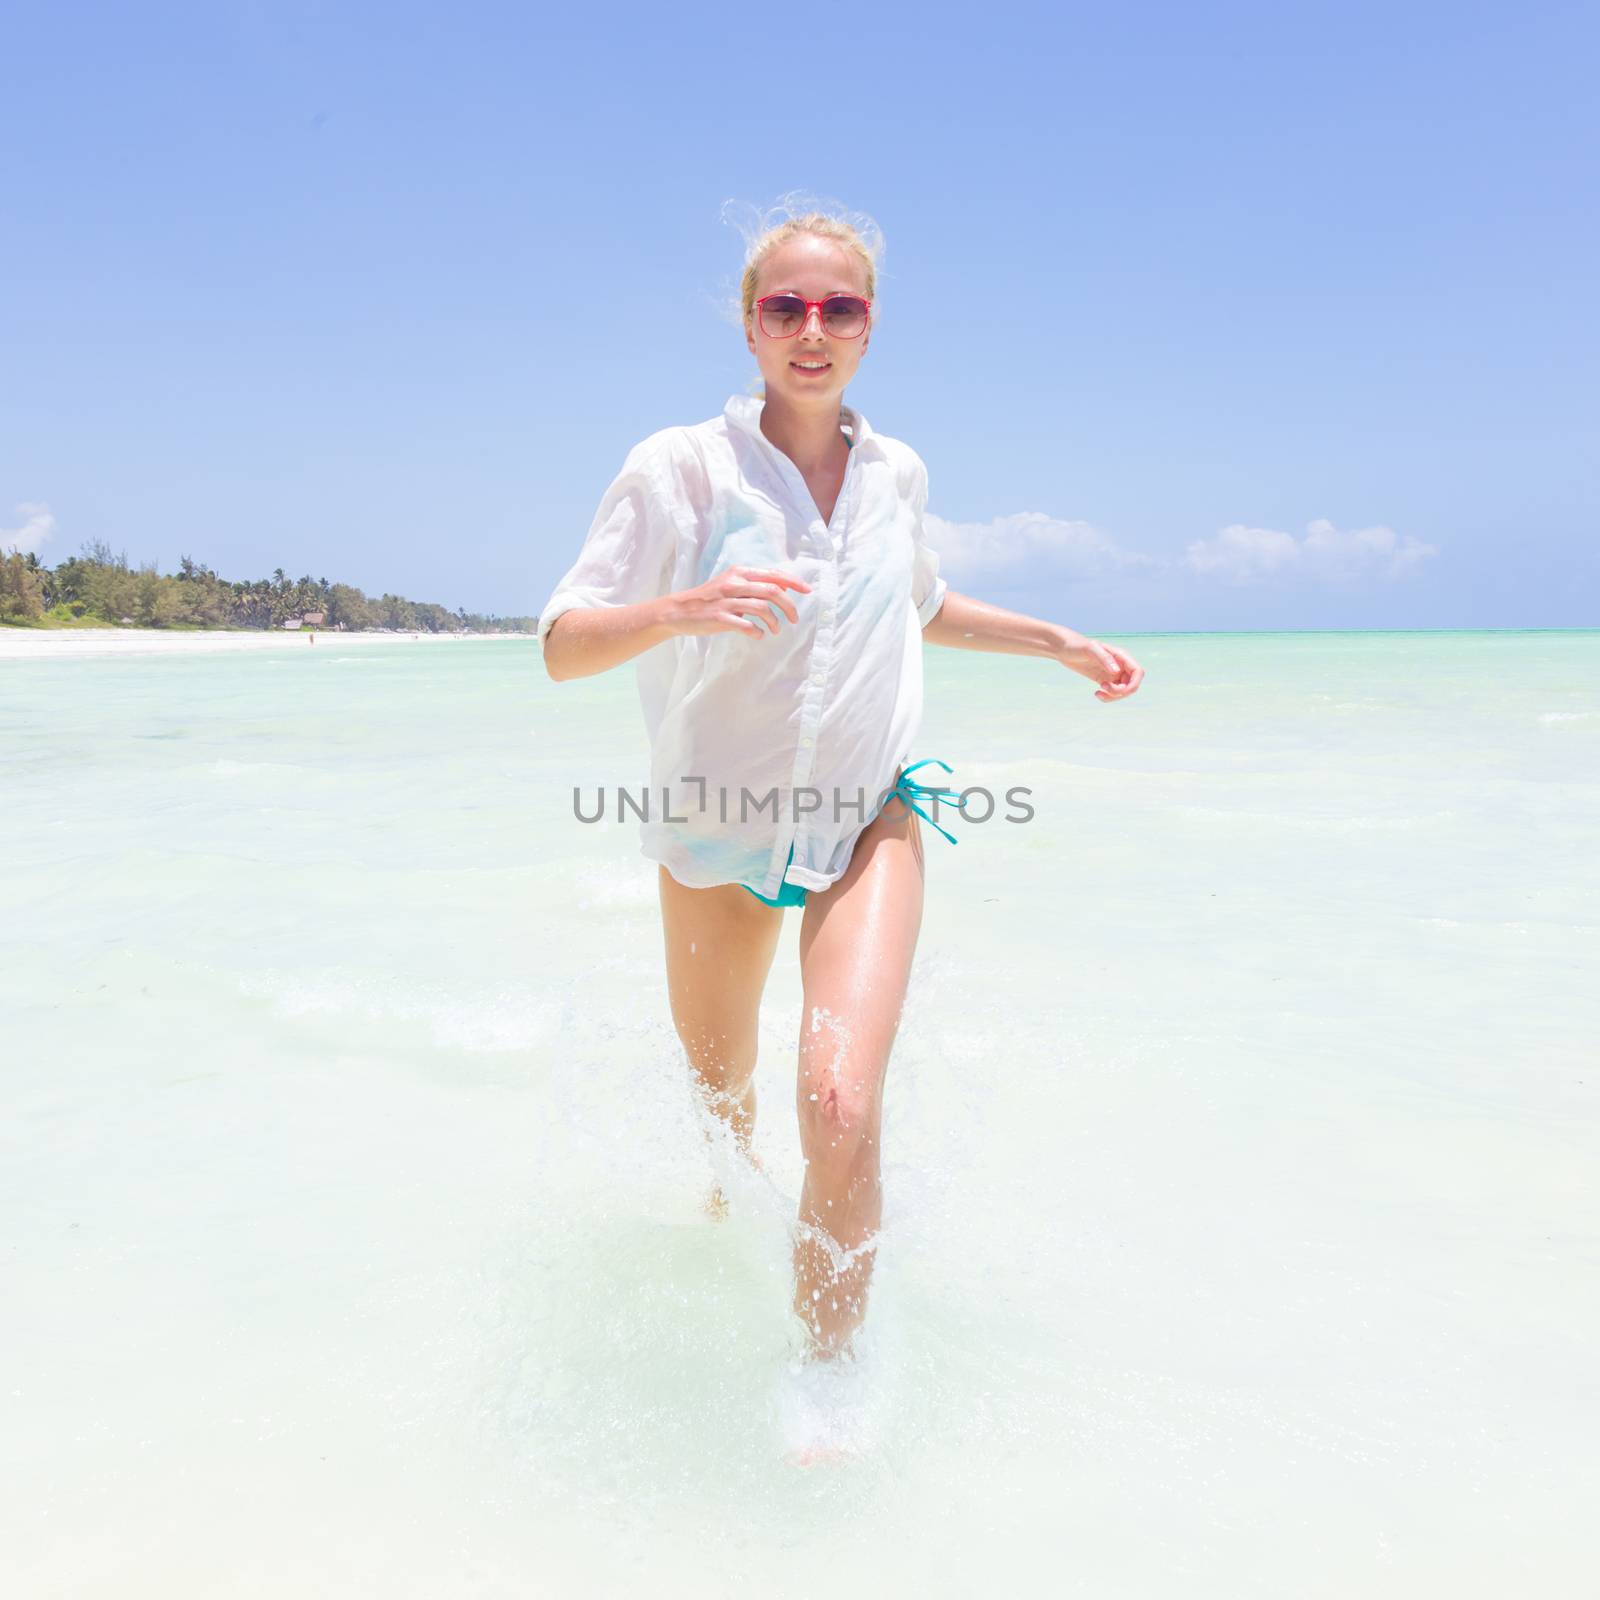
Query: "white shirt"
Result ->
[[537, 394, 948, 898]]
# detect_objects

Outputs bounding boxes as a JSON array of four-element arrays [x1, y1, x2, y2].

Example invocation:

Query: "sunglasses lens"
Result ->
[[822, 296, 869, 336], [759, 296, 806, 336]]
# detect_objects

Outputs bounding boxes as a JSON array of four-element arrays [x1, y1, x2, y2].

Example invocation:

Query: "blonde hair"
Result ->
[[720, 191, 885, 333]]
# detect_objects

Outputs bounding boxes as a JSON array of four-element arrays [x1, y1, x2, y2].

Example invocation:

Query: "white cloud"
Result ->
[[1185, 518, 1437, 585], [1183, 523, 1300, 582], [924, 510, 1156, 586], [1, 501, 56, 557], [1301, 518, 1439, 580]]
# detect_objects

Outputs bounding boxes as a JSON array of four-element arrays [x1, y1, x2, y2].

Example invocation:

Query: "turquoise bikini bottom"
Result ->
[[740, 758, 963, 910]]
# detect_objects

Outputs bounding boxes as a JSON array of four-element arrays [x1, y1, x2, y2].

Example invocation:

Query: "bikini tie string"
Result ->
[[883, 757, 964, 845]]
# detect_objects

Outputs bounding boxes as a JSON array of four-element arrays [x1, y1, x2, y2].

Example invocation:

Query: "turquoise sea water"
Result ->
[[2, 631, 1597, 1595]]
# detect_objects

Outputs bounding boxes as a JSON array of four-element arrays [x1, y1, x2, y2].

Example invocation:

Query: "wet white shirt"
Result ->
[[537, 394, 947, 898]]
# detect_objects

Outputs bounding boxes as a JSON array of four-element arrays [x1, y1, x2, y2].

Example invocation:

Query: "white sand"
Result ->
[[0, 627, 534, 659]]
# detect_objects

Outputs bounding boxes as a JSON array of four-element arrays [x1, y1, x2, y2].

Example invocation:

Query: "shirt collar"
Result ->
[[723, 393, 878, 459]]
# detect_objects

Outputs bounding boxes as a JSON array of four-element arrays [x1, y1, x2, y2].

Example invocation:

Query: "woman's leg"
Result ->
[[658, 867, 786, 1209], [792, 793, 926, 1357]]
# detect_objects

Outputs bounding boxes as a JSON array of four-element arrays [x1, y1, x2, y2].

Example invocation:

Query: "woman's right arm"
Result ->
[[541, 596, 678, 681], [538, 435, 811, 681], [542, 568, 813, 682]]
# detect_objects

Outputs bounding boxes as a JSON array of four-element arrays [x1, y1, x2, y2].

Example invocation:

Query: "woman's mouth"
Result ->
[[790, 360, 832, 376]]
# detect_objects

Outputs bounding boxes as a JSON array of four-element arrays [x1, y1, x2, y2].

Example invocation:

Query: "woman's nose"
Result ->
[[799, 306, 826, 338]]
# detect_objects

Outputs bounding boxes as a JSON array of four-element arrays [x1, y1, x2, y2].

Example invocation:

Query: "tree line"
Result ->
[[0, 543, 537, 632]]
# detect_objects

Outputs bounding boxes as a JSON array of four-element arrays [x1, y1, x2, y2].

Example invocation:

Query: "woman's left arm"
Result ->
[[922, 589, 1145, 703]]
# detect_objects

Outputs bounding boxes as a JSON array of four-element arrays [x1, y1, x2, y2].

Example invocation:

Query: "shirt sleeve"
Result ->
[[909, 453, 949, 628], [536, 437, 681, 647]]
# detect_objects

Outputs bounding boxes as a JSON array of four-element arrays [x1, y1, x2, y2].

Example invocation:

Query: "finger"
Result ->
[[723, 592, 777, 633], [718, 609, 765, 638], [1099, 657, 1142, 699], [748, 600, 783, 635], [726, 594, 781, 633], [736, 566, 812, 595], [738, 581, 801, 625], [1101, 644, 1137, 689], [1107, 651, 1143, 694], [757, 568, 813, 593]]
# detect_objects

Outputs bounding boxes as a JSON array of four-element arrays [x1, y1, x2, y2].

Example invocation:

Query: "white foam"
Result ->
[[772, 1346, 893, 1463], [239, 968, 561, 1053]]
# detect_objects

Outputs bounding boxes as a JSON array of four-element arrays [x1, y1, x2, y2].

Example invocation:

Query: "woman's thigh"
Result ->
[[657, 866, 785, 1085], [795, 795, 925, 1132]]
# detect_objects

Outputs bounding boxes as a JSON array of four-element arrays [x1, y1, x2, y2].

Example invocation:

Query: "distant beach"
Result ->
[[0, 626, 535, 660]]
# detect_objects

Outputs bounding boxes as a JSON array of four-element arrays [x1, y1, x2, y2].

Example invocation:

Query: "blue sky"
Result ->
[[3, 0, 1595, 630]]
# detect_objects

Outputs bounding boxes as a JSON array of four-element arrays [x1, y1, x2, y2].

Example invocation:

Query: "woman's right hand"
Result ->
[[662, 567, 813, 639]]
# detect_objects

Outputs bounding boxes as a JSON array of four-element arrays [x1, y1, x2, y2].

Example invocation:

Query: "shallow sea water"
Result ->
[[1, 631, 1596, 1595]]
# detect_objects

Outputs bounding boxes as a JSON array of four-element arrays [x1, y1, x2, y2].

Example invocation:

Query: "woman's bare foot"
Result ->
[[703, 1148, 766, 1220], [777, 1346, 875, 1465]]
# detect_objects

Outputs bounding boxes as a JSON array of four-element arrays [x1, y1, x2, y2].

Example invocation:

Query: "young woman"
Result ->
[[538, 207, 1143, 1364]]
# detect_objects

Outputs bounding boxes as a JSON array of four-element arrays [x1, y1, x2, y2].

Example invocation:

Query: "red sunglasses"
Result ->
[[754, 293, 872, 340]]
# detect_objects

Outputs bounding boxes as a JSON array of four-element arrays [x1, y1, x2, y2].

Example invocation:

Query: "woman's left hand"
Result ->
[[1058, 633, 1145, 702]]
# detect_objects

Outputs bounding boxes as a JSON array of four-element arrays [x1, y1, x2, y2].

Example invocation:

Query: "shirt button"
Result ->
[[810, 671, 824, 686], [820, 608, 834, 623], [800, 735, 814, 747]]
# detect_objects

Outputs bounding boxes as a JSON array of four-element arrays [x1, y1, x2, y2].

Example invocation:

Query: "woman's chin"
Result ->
[[769, 370, 846, 403]]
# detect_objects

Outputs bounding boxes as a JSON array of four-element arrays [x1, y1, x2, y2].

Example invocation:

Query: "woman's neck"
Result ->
[[757, 392, 847, 473]]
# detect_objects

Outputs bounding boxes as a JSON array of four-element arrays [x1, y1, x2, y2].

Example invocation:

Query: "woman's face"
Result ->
[[744, 234, 872, 408]]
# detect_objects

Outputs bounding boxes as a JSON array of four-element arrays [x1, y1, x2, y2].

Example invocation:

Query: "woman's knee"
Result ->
[[796, 1061, 882, 1180]]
